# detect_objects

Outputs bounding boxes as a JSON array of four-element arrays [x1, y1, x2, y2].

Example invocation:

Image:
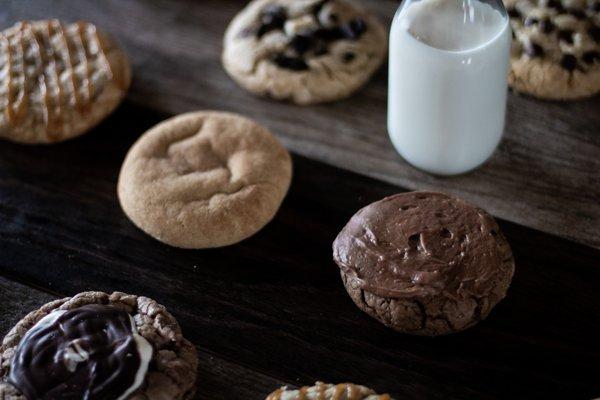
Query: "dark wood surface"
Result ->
[[4, 0, 599, 248], [1, 104, 600, 399], [1, 1, 600, 400]]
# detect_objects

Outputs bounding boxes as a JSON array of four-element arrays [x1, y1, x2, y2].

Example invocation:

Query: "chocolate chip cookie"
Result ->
[[266, 382, 394, 400], [0, 291, 198, 400], [333, 192, 515, 336], [506, 0, 600, 99], [118, 111, 292, 249], [222, 0, 387, 105], [0, 20, 131, 144]]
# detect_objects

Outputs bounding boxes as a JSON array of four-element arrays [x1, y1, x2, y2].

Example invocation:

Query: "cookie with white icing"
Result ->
[[222, 0, 387, 105]]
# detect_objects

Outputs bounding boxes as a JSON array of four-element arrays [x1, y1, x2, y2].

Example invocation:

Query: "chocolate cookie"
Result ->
[[333, 192, 515, 336], [266, 382, 394, 400], [0, 20, 131, 144], [0, 291, 198, 400], [506, 0, 600, 99], [118, 111, 292, 249], [222, 0, 387, 105]]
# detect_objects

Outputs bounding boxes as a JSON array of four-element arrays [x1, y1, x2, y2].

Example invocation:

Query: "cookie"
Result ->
[[266, 382, 394, 400], [118, 111, 292, 249], [506, 0, 600, 99], [0, 20, 131, 144], [333, 192, 515, 336], [222, 0, 387, 105], [0, 291, 198, 400]]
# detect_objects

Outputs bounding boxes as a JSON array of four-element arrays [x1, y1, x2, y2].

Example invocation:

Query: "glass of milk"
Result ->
[[388, 0, 511, 176]]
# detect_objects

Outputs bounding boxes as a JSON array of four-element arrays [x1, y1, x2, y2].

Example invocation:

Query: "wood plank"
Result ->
[[0, 104, 599, 399], [0, 276, 288, 400], [3, 0, 599, 248]]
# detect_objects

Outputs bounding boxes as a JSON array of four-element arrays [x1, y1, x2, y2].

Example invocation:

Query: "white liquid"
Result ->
[[388, 0, 510, 175]]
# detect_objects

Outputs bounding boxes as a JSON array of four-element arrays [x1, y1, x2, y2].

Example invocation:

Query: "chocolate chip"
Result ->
[[340, 18, 368, 40], [592, 1, 600, 12], [524, 42, 544, 57], [329, 14, 339, 23], [547, 0, 564, 12], [524, 17, 539, 27], [290, 34, 313, 55], [273, 54, 309, 71], [567, 8, 586, 19], [342, 52, 356, 63], [589, 26, 600, 43], [560, 54, 578, 71], [312, 0, 328, 17], [539, 18, 555, 33], [314, 27, 345, 41], [313, 40, 329, 56], [558, 29, 574, 44], [507, 7, 520, 18], [257, 5, 286, 38], [583, 51, 600, 64]]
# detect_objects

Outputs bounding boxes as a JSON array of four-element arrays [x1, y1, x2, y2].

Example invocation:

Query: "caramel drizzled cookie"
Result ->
[[0, 291, 198, 400], [0, 20, 131, 144], [506, 0, 600, 99], [222, 0, 387, 105], [266, 382, 394, 400], [118, 111, 292, 249], [333, 192, 515, 336]]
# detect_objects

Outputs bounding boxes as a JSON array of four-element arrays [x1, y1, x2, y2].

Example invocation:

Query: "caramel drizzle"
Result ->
[[2, 20, 116, 138], [266, 382, 391, 400]]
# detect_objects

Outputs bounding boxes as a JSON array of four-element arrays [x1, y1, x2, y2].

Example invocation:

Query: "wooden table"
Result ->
[[1, 1, 599, 399]]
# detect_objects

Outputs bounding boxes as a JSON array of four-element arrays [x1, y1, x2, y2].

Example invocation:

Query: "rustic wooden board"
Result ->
[[1, 104, 599, 399], [3, 0, 599, 248]]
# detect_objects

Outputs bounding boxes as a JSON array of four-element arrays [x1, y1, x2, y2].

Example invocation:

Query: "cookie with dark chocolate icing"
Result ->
[[0, 291, 198, 400], [333, 192, 515, 336], [222, 0, 387, 105], [506, 0, 600, 99]]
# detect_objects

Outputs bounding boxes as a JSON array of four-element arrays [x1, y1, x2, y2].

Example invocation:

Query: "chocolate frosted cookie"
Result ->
[[506, 0, 600, 99], [118, 111, 292, 249], [0, 20, 131, 144], [222, 0, 387, 105], [333, 192, 515, 336], [0, 291, 198, 400], [266, 382, 394, 400]]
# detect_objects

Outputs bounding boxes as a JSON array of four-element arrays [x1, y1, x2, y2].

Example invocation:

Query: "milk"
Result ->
[[388, 0, 510, 176]]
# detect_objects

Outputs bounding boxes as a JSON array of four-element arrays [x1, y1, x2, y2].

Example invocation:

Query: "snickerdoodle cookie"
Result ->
[[0, 291, 197, 400], [506, 0, 600, 99], [0, 20, 131, 144], [333, 192, 515, 336], [222, 0, 387, 105], [266, 382, 394, 400], [118, 111, 292, 249]]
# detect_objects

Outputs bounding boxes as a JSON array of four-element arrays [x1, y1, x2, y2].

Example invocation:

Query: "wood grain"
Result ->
[[3, 0, 599, 248], [0, 104, 599, 399]]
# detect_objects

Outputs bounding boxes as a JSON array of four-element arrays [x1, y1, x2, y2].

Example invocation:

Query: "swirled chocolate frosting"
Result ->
[[8, 304, 153, 400], [333, 192, 509, 300]]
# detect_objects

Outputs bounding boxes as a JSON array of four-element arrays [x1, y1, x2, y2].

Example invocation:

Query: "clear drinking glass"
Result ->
[[387, 0, 511, 176]]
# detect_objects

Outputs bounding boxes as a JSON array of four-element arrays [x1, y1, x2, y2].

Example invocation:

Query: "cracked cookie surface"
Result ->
[[333, 192, 515, 336], [118, 111, 292, 249], [222, 0, 387, 105], [0, 291, 198, 400], [0, 20, 131, 144], [266, 382, 394, 400], [505, 0, 600, 99]]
